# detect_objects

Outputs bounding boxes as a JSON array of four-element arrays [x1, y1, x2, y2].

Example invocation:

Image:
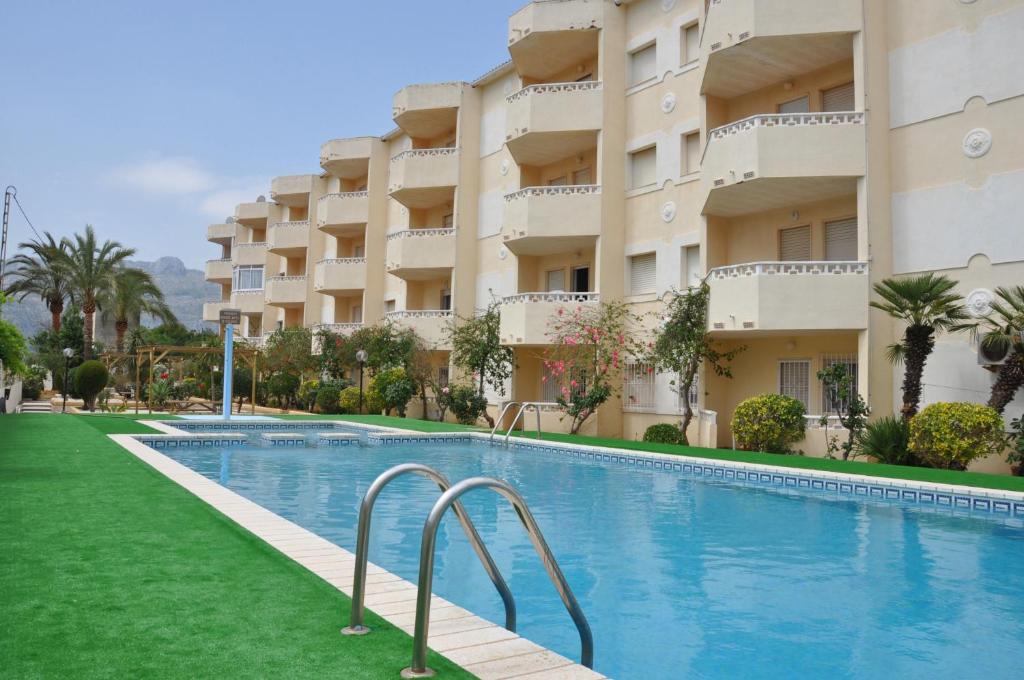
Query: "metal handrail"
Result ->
[[404, 477, 594, 677], [489, 401, 522, 443], [341, 463, 515, 636], [503, 402, 543, 446]]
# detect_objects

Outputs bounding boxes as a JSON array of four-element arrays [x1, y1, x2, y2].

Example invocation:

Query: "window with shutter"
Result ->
[[630, 146, 657, 189], [623, 363, 655, 411], [779, 225, 811, 261], [779, 360, 810, 410], [547, 176, 567, 187], [385, 299, 396, 314], [573, 167, 592, 185], [683, 245, 701, 288], [629, 43, 657, 86], [353, 244, 365, 258], [630, 252, 657, 295], [682, 23, 699, 65], [778, 96, 810, 114], [825, 218, 858, 261], [351, 305, 362, 323], [442, 213, 454, 228], [682, 132, 701, 175], [822, 82, 855, 112], [546, 269, 566, 292]]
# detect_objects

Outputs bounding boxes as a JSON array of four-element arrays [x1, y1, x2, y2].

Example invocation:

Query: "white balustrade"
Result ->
[[708, 112, 864, 142], [708, 261, 868, 280], [505, 80, 603, 104], [390, 147, 459, 163], [385, 228, 456, 241], [503, 185, 601, 202], [502, 292, 601, 305]]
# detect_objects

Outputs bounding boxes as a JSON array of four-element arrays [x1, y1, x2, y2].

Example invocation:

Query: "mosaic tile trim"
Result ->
[[260, 433, 307, 447], [367, 432, 473, 446], [162, 420, 340, 433], [318, 434, 361, 446], [136, 434, 248, 449]]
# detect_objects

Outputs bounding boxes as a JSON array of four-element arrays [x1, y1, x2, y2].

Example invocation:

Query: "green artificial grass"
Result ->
[[0, 414, 473, 679]]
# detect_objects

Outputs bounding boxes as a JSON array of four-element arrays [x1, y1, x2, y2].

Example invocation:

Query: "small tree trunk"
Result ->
[[678, 361, 696, 445], [479, 362, 495, 428], [115, 319, 129, 353], [900, 325, 934, 421], [50, 299, 64, 332], [988, 351, 1024, 414], [83, 303, 96, 360]]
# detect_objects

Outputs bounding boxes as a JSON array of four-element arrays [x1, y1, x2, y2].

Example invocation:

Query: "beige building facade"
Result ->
[[203, 0, 1024, 467]]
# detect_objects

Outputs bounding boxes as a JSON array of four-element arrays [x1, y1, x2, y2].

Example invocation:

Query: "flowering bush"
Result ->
[[909, 402, 1005, 470], [542, 301, 642, 434], [440, 384, 488, 425], [731, 394, 806, 453]]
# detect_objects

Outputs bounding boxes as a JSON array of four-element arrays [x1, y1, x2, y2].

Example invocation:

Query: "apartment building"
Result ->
[[202, 0, 1024, 467]]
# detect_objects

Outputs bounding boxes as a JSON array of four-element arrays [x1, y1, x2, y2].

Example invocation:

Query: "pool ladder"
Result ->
[[489, 401, 557, 446], [343, 463, 594, 678]]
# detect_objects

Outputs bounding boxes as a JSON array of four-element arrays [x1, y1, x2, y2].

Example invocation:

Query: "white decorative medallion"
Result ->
[[661, 201, 677, 223], [962, 128, 992, 158], [498, 246, 509, 260], [966, 288, 995, 317], [661, 92, 677, 114], [662, 0, 677, 10], [499, 159, 510, 176]]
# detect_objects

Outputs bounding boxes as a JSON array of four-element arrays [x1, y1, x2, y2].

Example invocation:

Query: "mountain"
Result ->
[[1, 256, 218, 339]]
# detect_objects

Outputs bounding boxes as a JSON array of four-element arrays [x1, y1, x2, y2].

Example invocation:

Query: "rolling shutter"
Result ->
[[823, 82, 855, 112], [779, 360, 810, 410], [778, 96, 809, 114], [630, 252, 657, 295], [825, 218, 858, 261], [630, 43, 657, 86], [630, 146, 657, 189], [779, 226, 811, 261]]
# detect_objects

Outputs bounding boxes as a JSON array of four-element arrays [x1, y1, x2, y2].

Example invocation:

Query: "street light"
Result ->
[[212, 364, 220, 413], [61, 347, 74, 413], [356, 349, 368, 414]]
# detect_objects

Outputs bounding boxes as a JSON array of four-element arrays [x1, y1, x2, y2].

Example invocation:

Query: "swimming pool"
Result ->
[[149, 424, 1024, 679]]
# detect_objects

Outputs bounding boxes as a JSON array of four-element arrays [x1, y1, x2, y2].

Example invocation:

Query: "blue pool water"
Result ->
[[159, 430, 1024, 679]]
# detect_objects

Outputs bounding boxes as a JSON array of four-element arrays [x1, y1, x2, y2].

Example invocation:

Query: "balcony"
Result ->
[[314, 258, 367, 295], [230, 290, 265, 315], [312, 323, 364, 354], [202, 301, 230, 323], [385, 310, 453, 348], [235, 201, 270, 227], [702, 112, 865, 217], [204, 258, 232, 284], [505, 82, 602, 166], [320, 137, 373, 178], [502, 186, 601, 256], [388, 148, 459, 210], [499, 292, 600, 346], [207, 223, 236, 245], [707, 261, 869, 333], [232, 242, 268, 266], [701, 0, 862, 98], [270, 174, 315, 207], [392, 83, 463, 139], [265, 276, 307, 308], [385, 228, 456, 280], [316, 192, 369, 237], [508, 0, 602, 80], [267, 221, 310, 257]]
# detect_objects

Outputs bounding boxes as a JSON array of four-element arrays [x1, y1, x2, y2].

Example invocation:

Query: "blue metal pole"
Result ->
[[222, 324, 234, 420]]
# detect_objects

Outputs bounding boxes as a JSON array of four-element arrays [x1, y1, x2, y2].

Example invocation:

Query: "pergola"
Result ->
[[127, 345, 260, 415]]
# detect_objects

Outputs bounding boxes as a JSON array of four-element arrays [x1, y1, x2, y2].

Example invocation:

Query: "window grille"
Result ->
[[623, 363, 656, 411], [778, 360, 810, 410], [821, 354, 858, 414]]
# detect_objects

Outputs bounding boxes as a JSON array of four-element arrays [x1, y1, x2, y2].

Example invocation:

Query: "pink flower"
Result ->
[[541, 376, 548, 383], [557, 308, 564, 316]]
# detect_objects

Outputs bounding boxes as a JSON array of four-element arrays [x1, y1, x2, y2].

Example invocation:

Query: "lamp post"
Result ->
[[61, 347, 74, 413], [356, 349, 368, 414], [212, 364, 220, 413]]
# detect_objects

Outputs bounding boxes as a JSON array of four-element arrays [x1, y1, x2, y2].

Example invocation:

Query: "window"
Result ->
[[572, 167, 592, 185], [681, 23, 699, 65], [629, 252, 657, 295], [353, 244, 365, 258], [233, 265, 264, 291], [623, 363, 656, 411], [571, 266, 590, 293], [779, 360, 811, 410], [779, 225, 811, 261], [778, 96, 810, 114], [575, 72, 594, 82], [682, 131, 701, 175], [351, 305, 362, 323], [629, 146, 657, 189], [683, 245, 701, 288], [442, 213, 454, 229], [437, 366, 450, 388], [546, 269, 566, 292], [440, 290, 452, 310], [821, 354, 858, 415], [629, 42, 657, 86], [385, 299, 396, 314], [547, 176, 567, 187], [822, 82, 855, 112], [825, 217, 857, 261]]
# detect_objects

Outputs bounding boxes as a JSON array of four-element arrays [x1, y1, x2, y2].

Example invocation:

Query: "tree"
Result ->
[[952, 285, 1024, 414], [0, 294, 29, 377], [542, 301, 643, 434], [5, 233, 72, 331], [262, 327, 317, 379], [647, 283, 744, 444], [101, 267, 176, 352], [870, 274, 967, 420], [816, 363, 870, 460], [448, 302, 513, 428], [59, 225, 136, 359]]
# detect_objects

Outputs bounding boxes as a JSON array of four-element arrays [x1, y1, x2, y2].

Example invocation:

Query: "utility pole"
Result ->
[[0, 186, 13, 295]]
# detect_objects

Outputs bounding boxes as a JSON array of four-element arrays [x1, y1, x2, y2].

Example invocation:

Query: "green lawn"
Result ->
[[0, 414, 473, 679]]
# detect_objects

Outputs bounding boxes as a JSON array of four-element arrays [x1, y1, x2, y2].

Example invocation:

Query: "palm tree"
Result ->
[[101, 267, 177, 352], [59, 225, 135, 359], [871, 273, 968, 420], [953, 286, 1024, 414], [5, 233, 72, 331]]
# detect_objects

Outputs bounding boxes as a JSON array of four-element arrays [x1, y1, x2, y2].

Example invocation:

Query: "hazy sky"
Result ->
[[1, 0, 525, 268]]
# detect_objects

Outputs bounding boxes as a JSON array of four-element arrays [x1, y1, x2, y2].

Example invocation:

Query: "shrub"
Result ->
[[339, 386, 363, 414], [643, 423, 683, 445], [315, 383, 342, 415], [297, 379, 320, 412], [856, 416, 915, 466], [731, 394, 806, 454], [266, 372, 301, 408], [74, 360, 109, 411], [21, 365, 46, 400], [370, 368, 416, 417], [1008, 416, 1024, 475], [445, 384, 488, 425], [909, 402, 1005, 470]]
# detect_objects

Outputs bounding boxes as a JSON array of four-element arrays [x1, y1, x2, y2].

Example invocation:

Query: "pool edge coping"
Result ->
[[109, 432, 605, 680]]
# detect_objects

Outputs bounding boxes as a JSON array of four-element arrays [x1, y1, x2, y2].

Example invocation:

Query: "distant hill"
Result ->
[[2, 256, 218, 339]]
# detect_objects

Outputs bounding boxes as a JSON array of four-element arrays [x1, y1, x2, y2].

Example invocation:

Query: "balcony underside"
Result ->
[[325, 157, 368, 179], [389, 186, 456, 211], [387, 265, 453, 282], [510, 31, 598, 81], [394, 107, 458, 140], [704, 176, 858, 218], [319, 222, 366, 238], [504, 234, 597, 257], [267, 245, 306, 258], [506, 130, 598, 167], [702, 34, 852, 98], [266, 298, 304, 310]]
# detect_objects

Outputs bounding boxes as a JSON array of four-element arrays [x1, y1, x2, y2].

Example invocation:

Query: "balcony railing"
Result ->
[[390, 147, 459, 163], [265, 276, 308, 307], [706, 111, 864, 152], [314, 323, 364, 335], [707, 261, 867, 279], [385, 310, 453, 348], [385, 227, 456, 241], [314, 257, 367, 294], [502, 292, 601, 305], [499, 292, 600, 346], [503, 184, 601, 202], [505, 79, 602, 104], [318, 191, 367, 202], [385, 310, 453, 321]]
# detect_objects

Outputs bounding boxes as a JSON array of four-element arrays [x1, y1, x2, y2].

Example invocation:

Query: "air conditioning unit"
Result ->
[[977, 341, 1011, 366]]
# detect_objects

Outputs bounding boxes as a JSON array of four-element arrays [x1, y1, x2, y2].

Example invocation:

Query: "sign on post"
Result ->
[[219, 308, 242, 326]]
